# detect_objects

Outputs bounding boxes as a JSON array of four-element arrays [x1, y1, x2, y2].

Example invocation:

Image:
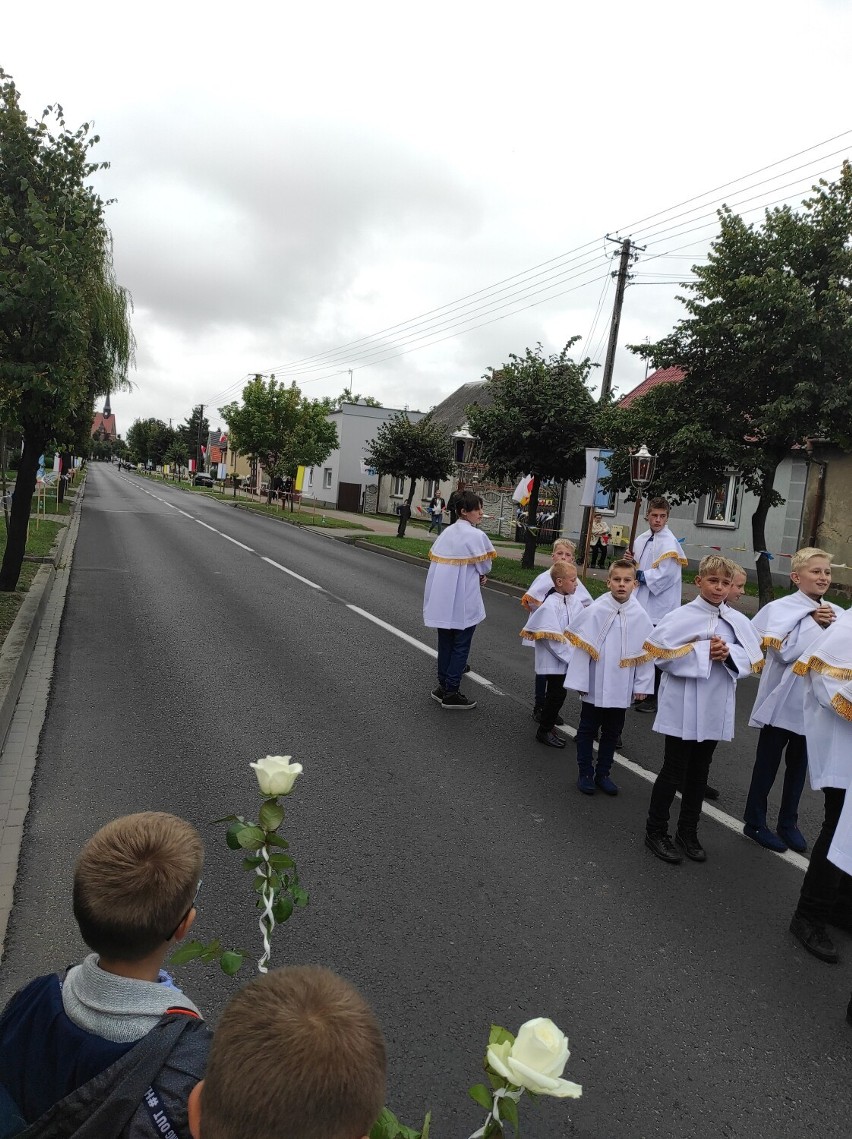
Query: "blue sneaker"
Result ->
[[743, 824, 787, 853], [777, 826, 807, 853], [594, 773, 619, 796], [576, 773, 596, 795]]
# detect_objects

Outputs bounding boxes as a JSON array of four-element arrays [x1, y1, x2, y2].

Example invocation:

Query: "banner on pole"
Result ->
[[580, 448, 613, 508]]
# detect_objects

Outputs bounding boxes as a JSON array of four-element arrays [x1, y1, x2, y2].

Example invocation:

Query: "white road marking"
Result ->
[[261, 557, 322, 589]]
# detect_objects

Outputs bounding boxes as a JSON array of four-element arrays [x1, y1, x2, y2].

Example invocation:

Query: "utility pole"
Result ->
[[579, 235, 642, 572], [196, 404, 204, 472]]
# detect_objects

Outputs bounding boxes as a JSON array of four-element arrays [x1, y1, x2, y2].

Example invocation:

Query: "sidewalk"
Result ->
[[296, 503, 760, 615]]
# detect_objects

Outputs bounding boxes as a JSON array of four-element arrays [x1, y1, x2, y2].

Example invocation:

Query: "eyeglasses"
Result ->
[[166, 878, 202, 941]]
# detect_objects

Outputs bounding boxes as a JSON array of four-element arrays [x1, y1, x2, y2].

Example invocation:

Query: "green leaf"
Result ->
[[468, 1084, 493, 1110], [272, 895, 294, 923], [488, 1024, 514, 1047], [242, 855, 263, 870], [225, 821, 245, 850], [265, 833, 289, 848], [258, 800, 284, 831], [237, 826, 266, 850], [420, 1112, 431, 1139], [168, 939, 206, 965], [268, 852, 295, 870], [211, 814, 241, 824], [219, 951, 244, 976], [500, 1095, 519, 1130], [369, 1107, 400, 1139], [292, 883, 309, 908]]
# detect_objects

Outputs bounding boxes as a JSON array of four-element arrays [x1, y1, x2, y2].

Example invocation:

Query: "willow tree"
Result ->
[[0, 71, 134, 589]]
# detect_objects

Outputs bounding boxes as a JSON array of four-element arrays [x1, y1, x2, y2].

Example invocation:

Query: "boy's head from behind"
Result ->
[[550, 561, 577, 595], [73, 812, 203, 961], [607, 558, 636, 603], [190, 966, 386, 1139], [790, 547, 832, 600]]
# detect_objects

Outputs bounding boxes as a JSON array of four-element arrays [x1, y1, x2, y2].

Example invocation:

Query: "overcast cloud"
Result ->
[[5, 0, 852, 434]]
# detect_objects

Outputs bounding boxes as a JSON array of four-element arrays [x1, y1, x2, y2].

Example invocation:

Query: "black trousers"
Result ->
[[647, 736, 718, 837], [539, 674, 567, 732], [796, 787, 852, 924]]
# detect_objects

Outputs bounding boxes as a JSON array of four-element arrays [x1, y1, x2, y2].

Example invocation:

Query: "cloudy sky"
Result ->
[[6, 1, 852, 438]]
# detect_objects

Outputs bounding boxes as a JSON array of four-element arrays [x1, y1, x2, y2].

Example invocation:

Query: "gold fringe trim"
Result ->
[[520, 593, 536, 607], [643, 640, 695, 660], [751, 658, 765, 675], [565, 632, 599, 662], [650, 550, 689, 569], [831, 692, 852, 722], [761, 635, 784, 652], [620, 653, 654, 668], [520, 630, 567, 643], [793, 656, 852, 681], [429, 550, 495, 566]]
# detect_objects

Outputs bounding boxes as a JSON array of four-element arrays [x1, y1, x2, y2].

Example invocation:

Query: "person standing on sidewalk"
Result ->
[[423, 490, 495, 710], [589, 513, 611, 570], [624, 497, 686, 715], [787, 606, 852, 965], [427, 493, 446, 535]]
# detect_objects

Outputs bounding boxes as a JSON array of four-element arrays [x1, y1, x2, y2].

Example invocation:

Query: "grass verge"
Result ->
[[0, 518, 63, 645]]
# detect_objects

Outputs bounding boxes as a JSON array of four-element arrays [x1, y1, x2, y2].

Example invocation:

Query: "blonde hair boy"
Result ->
[[189, 966, 387, 1139]]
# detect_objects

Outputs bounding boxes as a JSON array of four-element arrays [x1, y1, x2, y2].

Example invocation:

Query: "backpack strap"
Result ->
[[17, 1016, 197, 1139]]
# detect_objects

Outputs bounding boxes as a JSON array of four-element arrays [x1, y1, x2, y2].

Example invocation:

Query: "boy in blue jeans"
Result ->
[[564, 560, 654, 795]]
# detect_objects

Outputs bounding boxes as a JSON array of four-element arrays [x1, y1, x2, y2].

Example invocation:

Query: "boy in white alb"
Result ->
[[520, 562, 581, 749], [744, 548, 840, 854], [786, 606, 852, 966], [564, 560, 654, 796], [423, 490, 495, 711], [625, 497, 687, 714], [643, 555, 764, 864], [521, 538, 591, 724]]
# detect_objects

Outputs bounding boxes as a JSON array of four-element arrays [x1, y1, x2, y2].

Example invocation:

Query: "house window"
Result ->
[[323, 468, 333, 489], [593, 449, 616, 515], [306, 468, 313, 487], [423, 479, 438, 499], [700, 474, 741, 526], [391, 476, 405, 496]]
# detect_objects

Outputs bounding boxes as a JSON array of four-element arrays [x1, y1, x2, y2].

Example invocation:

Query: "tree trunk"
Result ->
[[751, 469, 780, 609], [521, 474, 541, 570], [0, 436, 42, 591]]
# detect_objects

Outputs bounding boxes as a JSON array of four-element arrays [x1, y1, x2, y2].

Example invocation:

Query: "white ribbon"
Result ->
[[256, 844, 276, 974], [467, 1086, 524, 1139]]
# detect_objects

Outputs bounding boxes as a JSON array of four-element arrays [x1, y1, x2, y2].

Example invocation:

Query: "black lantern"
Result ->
[[628, 444, 657, 550]]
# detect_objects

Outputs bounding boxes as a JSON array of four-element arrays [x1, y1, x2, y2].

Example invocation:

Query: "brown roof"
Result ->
[[91, 412, 118, 439], [618, 366, 685, 409]]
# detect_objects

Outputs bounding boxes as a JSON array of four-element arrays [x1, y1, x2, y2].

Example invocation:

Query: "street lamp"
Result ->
[[628, 443, 657, 550]]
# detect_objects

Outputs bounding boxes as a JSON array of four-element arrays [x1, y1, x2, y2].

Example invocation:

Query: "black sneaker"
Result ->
[[703, 785, 720, 801], [431, 686, 446, 703], [635, 698, 657, 714], [645, 831, 682, 864], [441, 691, 477, 710], [675, 831, 706, 862], [789, 914, 839, 963], [532, 705, 543, 722]]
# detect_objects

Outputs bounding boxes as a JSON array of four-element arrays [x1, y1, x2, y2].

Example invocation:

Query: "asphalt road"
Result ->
[[2, 464, 851, 1139]]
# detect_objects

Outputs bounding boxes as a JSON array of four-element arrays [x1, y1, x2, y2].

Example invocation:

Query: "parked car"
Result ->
[[193, 472, 215, 487]]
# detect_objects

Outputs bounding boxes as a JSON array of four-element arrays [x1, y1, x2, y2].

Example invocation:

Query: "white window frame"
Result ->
[[423, 479, 439, 500], [391, 475, 405, 497], [323, 468, 333, 490], [700, 473, 741, 528], [306, 468, 313, 487]]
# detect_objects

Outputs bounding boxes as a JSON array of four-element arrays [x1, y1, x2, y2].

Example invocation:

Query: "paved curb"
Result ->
[[0, 481, 82, 750]]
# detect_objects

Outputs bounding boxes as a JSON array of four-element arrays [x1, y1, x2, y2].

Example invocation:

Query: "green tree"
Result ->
[[325, 387, 383, 409], [126, 418, 175, 467], [220, 376, 338, 483], [467, 342, 598, 568], [178, 404, 210, 470], [0, 72, 133, 588], [164, 439, 190, 476], [363, 412, 454, 536], [616, 164, 852, 605]]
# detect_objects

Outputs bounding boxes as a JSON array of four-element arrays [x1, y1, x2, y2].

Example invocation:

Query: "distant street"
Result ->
[[2, 462, 851, 1138]]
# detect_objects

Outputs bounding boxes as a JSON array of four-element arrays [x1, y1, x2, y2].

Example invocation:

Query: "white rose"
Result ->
[[486, 1018, 582, 1099], [250, 755, 303, 796]]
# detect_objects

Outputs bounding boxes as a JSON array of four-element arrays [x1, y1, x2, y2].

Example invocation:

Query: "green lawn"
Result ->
[[0, 518, 64, 645]]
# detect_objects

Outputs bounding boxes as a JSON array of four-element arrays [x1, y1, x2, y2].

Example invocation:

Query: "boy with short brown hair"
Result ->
[[520, 561, 582, 748], [188, 966, 387, 1139], [0, 812, 208, 1137], [643, 556, 764, 864]]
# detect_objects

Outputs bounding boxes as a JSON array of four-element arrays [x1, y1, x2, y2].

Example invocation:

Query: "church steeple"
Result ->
[[104, 392, 112, 417]]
